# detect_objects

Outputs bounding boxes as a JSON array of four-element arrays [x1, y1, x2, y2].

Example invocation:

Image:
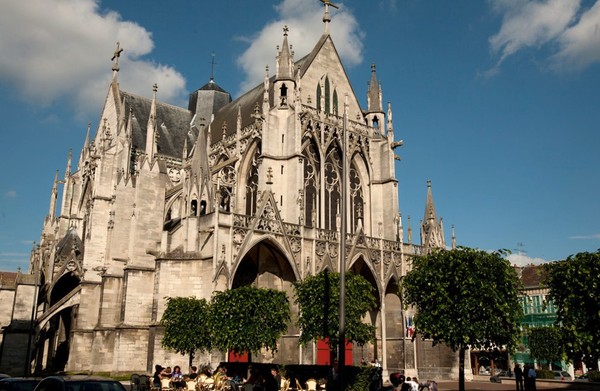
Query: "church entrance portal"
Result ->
[[232, 239, 300, 364]]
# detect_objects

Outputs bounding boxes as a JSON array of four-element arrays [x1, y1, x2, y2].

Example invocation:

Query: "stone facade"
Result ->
[[0, 9, 463, 379]]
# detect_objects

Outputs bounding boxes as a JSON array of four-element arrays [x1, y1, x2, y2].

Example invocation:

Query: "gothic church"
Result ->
[[0, 4, 460, 379]]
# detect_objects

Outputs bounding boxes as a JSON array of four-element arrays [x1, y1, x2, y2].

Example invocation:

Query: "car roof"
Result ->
[[39, 376, 118, 382]]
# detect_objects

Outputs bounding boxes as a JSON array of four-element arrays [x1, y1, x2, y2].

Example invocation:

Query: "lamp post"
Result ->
[[337, 96, 348, 391]]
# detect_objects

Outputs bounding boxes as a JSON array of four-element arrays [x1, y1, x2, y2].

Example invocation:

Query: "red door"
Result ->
[[228, 350, 249, 362], [316, 338, 352, 365]]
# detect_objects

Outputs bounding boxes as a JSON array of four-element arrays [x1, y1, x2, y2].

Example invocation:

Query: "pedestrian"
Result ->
[[514, 363, 523, 391], [527, 366, 537, 391], [265, 368, 280, 391]]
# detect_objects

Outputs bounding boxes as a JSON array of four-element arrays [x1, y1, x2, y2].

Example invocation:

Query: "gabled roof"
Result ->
[[122, 92, 196, 159], [210, 30, 365, 146]]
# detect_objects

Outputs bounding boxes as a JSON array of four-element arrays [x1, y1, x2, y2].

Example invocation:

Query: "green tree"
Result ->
[[160, 296, 212, 369], [528, 326, 564, 367], [210, 286, 291, 359], [293, 270, 377, 362], [543, 250, 600, 369], [401, 247, 523, 391]]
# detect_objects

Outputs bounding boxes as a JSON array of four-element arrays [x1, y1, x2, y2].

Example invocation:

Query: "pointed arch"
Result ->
[[350, 151, 370, 234], [324, 143, 342, 230], [348, 253, 382, 301], [324, 76, 331, 114], [316, 84, 322, 112], [231, 236, 299, 289], [237, 139, 261, 216], [302, 136, 320, 227]]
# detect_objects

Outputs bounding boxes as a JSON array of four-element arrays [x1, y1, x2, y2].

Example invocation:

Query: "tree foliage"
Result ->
[[543, 250, 600, 369], [401, 247, 523, 391], [528, 326, 564, 365], [210, 286, 291, 355], [293, 270, 377, 349], [160, 296, 212, 367]]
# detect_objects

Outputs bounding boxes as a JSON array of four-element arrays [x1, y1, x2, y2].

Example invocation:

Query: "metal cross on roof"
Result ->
[[111, 42, 123, 72], [320, 0, 339, 9]]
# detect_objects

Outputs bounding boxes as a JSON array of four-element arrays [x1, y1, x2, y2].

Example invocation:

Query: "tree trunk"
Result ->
[[459, 346, 465, 391], [188, 351, 194, 372]]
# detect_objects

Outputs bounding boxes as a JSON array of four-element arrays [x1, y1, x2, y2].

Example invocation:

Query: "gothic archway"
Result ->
[[348, 256, 381, 365], [231, 239, 300, 364]]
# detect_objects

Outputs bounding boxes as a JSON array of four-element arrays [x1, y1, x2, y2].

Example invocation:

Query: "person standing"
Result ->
[[514, 364, 523, 391], [527, 366, 537, 391]]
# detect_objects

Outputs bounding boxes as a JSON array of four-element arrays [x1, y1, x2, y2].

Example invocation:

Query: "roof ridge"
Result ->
[[121, 90, 191, 114]]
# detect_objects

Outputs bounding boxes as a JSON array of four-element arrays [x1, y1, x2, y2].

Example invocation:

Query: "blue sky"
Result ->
[[1, 0, 599, 272]]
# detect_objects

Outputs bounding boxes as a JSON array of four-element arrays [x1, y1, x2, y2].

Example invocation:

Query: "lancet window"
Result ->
[[302, 138, 320, 227], [324, 145, 342, 230], [245, 148, 260, 216], [218, 164, 236, 213], [349, 161, 364, 233]]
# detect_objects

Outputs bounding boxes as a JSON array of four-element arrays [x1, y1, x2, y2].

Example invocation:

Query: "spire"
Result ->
[[420, 180, 445, 250], [407, 215, 413, 244], [387, 102, 394, 138], [452, 224, 456, 249], [320, 0, 339, 34], [424, 179, 437, 223], [111, 42, 123, 77], [276, 26, 293, 80], [48, 170, 59, 220], [83, 123, 91, 154], [367, 63, 383, 113], [65, 149, 72, 180], [182, 138, 188, 161], [145, 83, 158, 161]]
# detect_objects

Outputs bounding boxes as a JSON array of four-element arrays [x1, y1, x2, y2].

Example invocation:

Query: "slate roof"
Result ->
[[0, 271, 18, 285], [519, 264, 545, 288], [122, 92, 196, 160], [195, 80, 228, 93], [55, 228, 84, 260]]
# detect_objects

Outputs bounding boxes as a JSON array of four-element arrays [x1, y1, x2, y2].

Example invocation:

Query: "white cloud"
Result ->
[[507, 252, 550, 266], [0, 0, 186, 118], [489, 0, 580, 65], [568, 233, 600, 240], [552, 0, 600, 71], [4, 190, 17, 198], [487, 0, 600, 73], [236, 0, 364, 94]]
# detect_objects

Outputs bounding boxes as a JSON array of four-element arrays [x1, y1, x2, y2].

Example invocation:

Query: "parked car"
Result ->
[[0, 378, 40, 391], [0, 377, 10, 381], [490, 370, 514, 383], [33, 376, 126, 391], [553, 371, 572, 381]]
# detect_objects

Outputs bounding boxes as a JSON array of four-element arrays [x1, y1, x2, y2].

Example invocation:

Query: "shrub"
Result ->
[[536, 369, 554, 380], [588, 370, 600, 382]]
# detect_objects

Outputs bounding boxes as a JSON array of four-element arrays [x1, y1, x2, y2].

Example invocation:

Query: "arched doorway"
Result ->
[[349, 256, 380, 366], [384, 278, 404, 372], [232, 239, 299, 364]]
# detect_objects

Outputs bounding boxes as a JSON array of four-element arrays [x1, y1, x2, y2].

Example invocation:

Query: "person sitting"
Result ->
[[162, 366, 173, 379], [172, 366, 186, 390], [187, 366, 198, 380], [152, 365, 164, 389]]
